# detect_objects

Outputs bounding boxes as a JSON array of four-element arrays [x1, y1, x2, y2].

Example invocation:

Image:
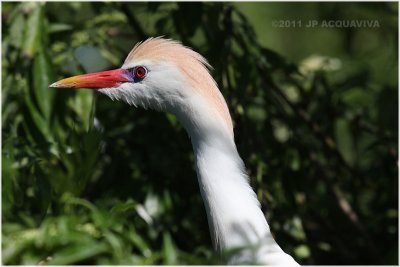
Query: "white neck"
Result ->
[[174, 94, 299, 265]]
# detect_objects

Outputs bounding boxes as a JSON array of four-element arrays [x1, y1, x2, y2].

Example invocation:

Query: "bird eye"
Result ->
[[134, 66, 147, 79]]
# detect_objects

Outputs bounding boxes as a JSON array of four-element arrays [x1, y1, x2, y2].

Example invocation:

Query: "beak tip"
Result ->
[[49, 82, 72, 88], [49, 82, 59, 88]]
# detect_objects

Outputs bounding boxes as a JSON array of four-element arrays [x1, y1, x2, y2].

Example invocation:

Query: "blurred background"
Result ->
[[2, 2, 398, 265]]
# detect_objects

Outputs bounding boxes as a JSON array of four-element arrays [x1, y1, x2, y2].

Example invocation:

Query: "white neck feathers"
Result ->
[[177, 91, 298, 265]]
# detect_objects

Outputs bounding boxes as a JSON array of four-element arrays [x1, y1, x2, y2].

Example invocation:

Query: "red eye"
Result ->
[[135, 66, 146, 78]]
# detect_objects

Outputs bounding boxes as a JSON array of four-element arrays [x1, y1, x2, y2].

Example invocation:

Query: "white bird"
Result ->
[[50, 37, 299, 266]]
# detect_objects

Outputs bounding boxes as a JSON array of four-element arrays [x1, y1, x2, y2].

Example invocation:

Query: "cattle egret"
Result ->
[[50, 37, 299, 266]]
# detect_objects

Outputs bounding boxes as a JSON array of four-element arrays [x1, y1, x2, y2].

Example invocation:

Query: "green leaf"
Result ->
[[294, 245, 311, 259], [334, 118, 355, 166], [103, 230, 124, 258], [1, 140, 17, 218], [2, 229, 38, 264], [48, 23, 72, 34], [48, 243, 108, 265], [162, 231, 177, 264], [68, 90, 94, 131], [23, 89, 51, 143], [23, 3, 43, 58], [33, 45, 55, 121], [127, 227, 152, 257], [111, 200, 137, 213], [7, 9, 25, 49]]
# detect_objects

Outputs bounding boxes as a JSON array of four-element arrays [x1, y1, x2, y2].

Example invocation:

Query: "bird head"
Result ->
[[50, 37, 233, 139]]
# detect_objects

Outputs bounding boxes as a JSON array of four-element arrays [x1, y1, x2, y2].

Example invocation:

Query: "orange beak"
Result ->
[[49, 68, 132, 89]]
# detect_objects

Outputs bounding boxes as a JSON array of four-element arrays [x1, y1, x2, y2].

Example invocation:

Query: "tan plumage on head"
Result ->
[[123, 37, 233, 132]]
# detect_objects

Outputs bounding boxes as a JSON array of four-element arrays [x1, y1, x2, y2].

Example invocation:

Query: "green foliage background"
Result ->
[[2, 2, 398, 265]]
